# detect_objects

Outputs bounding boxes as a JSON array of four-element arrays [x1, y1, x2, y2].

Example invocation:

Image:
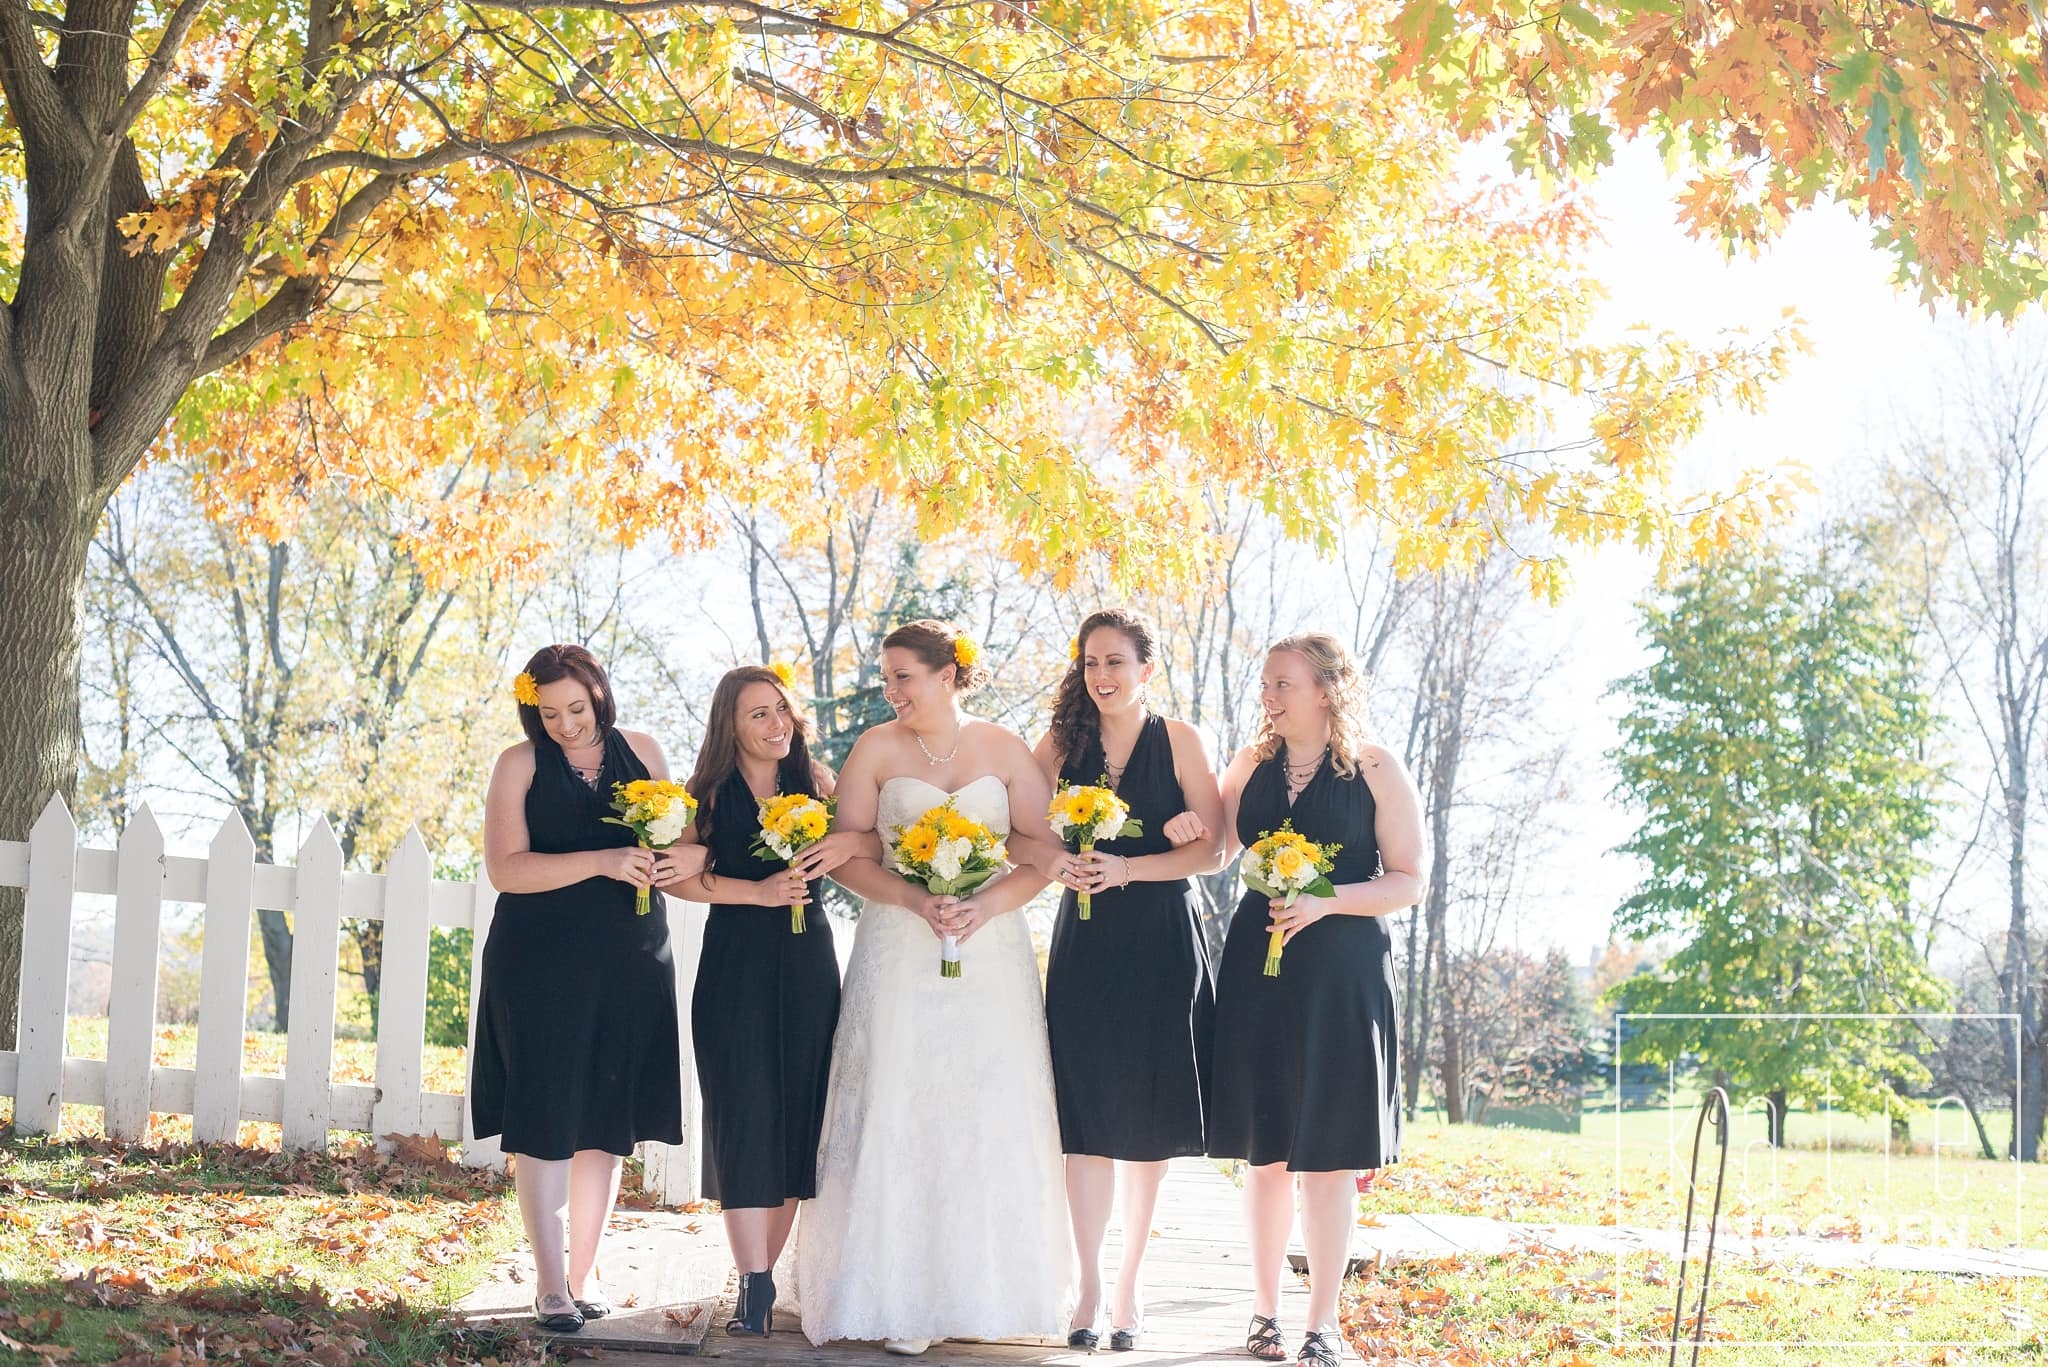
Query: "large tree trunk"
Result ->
[[258, 909, 294, 1031], [1765, 1086, 1788, 1148], [2006, 792, 2043, 1160], [0, 420, 97, 1050], [1431, 899, 1464, 1124], [1399, 904, 1425, 1119]]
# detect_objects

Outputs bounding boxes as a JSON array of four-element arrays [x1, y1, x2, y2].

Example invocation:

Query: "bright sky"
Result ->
[[1511, 140, 1991, 963]]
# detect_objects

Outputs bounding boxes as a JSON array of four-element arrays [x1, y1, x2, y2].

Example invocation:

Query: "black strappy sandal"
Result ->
[[1297, 1330, 1340, 1367], [1246, 1313, 1286, 1361]]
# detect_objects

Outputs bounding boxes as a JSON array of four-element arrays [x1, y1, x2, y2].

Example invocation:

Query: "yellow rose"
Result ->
[[1273, 847, 1307, 879], [940, 812, 978, 840]]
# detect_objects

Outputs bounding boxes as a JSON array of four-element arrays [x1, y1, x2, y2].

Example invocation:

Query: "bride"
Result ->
[[797, 619, 1071, 1353]]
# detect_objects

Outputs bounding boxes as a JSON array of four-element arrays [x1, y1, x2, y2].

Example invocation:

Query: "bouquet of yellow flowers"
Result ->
[[887, 799, 1006, 978], [752, 792, 835, 934], [1242, 821, 1339, 976], [603, 779, 697, 916], [1047, 779, 1143, 920]]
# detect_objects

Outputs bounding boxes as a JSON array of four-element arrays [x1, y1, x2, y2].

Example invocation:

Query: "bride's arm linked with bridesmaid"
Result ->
[[467, 617, 1425, 1367]]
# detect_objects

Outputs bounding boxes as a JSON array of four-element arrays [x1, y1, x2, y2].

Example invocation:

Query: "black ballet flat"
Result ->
[[532, 1298, 585, 1333], [1066, 1325, 1102, 1352], [726, 1269, 775, 1336], [1109, 1326, 1141, 1352], [573, 1291, 612, 1319]]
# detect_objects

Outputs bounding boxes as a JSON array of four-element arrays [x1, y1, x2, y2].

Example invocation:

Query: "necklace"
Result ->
[[1283, 744, 1327, 795], [914, 726, 961, 767]]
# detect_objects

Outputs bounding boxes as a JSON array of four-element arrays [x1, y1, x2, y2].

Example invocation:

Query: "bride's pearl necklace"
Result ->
[[915, 726, 961, 767]]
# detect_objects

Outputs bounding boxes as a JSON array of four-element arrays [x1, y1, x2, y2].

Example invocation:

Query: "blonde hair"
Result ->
[[1252, 633, 1369, 779]]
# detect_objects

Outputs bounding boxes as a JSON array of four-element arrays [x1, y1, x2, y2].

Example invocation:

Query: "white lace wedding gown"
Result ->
[[797, 773, 1071, 1345]]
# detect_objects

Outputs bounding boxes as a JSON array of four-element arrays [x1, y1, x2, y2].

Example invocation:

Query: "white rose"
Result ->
[[647, 811, 688, 846], [932, 837, 967, 881]]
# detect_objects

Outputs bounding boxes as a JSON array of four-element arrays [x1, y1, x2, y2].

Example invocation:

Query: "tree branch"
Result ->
[[0, 0, 80, 155], [194, 169, 409, 377], [103, 0, 210, 146]]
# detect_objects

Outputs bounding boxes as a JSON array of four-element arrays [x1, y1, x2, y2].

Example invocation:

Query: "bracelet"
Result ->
[[1119, 855, 1133, 889]]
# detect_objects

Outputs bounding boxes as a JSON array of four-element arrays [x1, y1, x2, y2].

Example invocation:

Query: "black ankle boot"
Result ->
[[727, 1270, 775, 1336]]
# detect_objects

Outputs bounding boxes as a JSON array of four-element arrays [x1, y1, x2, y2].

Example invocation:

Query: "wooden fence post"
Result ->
[[103, 806, 166, 1139], [14, 795, 79, 1136], [192, 814, 257, 1143], [372, 828, 432, 1148], [282, 819, 342, 1150]]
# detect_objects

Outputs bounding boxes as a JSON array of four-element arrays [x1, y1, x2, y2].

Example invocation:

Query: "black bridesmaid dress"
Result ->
[[470, 728, 686, 1159], [689, 769, 841, 1208], [1208, 750, 1400, 1171], [1044, 713, 1215, 1160]]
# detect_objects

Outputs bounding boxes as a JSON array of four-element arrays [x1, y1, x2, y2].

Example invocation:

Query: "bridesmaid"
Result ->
[[473, 644, 704, 1332], [1208, 634, 1424, 1367], [1032, 609, 1226, 1353], [672, 666, 870, 1337]]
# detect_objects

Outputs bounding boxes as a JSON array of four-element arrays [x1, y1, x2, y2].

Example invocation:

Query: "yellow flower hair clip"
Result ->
[[953, 634, 981, 668], [1068, 637, 1080, 663], [513, 671, 541, 706], [770, 660, 796, 689]]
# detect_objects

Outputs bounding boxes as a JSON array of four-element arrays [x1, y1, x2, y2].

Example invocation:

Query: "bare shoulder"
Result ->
[[1354, 742, 1404, 776], [843, 722, 904, 769], [494, 741, 537, 779], [969, 717, 1037, 765], [1162, 718, 1210, 759], [618, 728, 664, 760]]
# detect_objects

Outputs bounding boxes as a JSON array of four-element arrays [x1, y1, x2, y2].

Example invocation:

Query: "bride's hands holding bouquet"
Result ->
[[911, 890, 965, 938], [947, 893, 1000, 943]]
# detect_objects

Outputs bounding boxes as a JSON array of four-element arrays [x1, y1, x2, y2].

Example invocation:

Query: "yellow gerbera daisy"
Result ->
[[902, 824, 939, 862]]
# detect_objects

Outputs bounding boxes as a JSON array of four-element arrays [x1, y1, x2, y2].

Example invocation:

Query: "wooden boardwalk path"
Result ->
[[468, 1157, 1313, 1365], [691, 1158, 1306, 1367]]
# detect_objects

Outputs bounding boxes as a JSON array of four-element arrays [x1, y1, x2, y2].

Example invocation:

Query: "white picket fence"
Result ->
[[0, 794, 702, 1201]]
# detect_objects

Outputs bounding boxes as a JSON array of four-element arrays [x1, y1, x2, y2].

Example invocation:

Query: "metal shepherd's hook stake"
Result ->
[[1666, 1086, 1731, 1367]]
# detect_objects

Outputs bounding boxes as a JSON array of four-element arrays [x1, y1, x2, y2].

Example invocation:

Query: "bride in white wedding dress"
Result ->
[[797, 620, 1072, 1353]]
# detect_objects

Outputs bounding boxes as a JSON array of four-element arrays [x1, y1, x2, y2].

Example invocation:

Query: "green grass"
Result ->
[[1341, 1118, 2047, 1364], [0, 1126, 528, 1364], [1371, 1113, 2044, 1248], [62, 1016, 472, 1097], [1343, 1242, 2047, 1364]]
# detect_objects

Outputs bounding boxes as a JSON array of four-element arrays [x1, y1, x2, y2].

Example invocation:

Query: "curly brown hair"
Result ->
[[1047, 609, 1157, 766], [881, 619, 991, 694], [1251, 633, 1369, 779]]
